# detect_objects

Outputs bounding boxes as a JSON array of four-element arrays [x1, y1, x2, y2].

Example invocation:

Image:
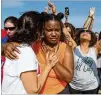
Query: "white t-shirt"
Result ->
[[70, 46, 99, 91], [2, 44, 38, 94]]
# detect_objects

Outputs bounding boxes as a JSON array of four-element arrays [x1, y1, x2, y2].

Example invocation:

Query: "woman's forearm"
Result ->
[[37, 65, 51, 93], [88, 18, 94, 31], [53, 62, 73, 83], [83, 16, 92, 29], [65, 35, 77, 49]]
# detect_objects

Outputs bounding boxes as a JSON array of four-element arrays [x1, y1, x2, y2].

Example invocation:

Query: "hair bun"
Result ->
[[56, 12, 64, 20], [41, 12, 47, 16], [40, 12, 48, 21]]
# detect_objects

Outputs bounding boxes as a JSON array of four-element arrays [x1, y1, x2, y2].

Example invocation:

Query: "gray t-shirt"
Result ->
[[70, 46, 99, 91], [97, 56, 101, 68]]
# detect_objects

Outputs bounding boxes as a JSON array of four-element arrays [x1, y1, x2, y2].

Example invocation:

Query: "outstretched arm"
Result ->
[[63, 24, 77, 49], [48, 1, 57, 15], [83, 7, 95, 29], [88, 15, 94, 31]]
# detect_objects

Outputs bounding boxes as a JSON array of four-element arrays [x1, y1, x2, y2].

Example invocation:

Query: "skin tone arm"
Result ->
[[83, 7, 95, 30], [21, 52, 59, 94], [21, 64, 53, 94], [48, 1, 57, 15], [44, 1, 57, 15], [1, 43, 17, 56], [53, 44, 74, 83], [4, 46, 58, 94], [63, 24, 77, 49], [88, 15, 94, 31], [3, 42, 74, 83], [2, 42, 20, 59]]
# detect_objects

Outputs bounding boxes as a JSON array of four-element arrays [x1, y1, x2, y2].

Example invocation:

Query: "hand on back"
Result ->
[[4, 42, 20, 60]]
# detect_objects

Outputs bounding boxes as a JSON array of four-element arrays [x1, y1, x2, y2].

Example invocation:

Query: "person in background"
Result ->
[[4, 16, 18, 41], [1, 29, 8, 84], [1, 16, 18, 56], [1, 16, 18, 84], [64, 29, 99, 94], [1, 29, 8, 44], [95, 32, 99, 40], [95, 31, 101, 93]]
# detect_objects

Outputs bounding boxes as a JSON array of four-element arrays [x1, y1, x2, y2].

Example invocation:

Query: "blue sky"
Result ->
[[1, 0, 101, 32]]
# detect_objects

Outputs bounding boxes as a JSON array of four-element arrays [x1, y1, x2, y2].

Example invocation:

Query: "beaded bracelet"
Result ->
[[88, 16, 93, 19]]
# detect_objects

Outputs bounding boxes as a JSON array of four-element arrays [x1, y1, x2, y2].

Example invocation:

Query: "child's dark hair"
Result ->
[[11, 11, 40, 44]]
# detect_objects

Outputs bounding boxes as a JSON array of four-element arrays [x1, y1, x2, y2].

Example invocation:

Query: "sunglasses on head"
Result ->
[[4, 27, 16, 31]]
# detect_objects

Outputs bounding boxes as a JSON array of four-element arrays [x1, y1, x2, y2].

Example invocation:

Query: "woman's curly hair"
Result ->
[[11, 11, 41, 44], [76, 29, 97, 47]]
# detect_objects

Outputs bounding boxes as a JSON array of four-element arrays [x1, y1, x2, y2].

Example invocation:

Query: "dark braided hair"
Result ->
[[39, 12, 65, 41]]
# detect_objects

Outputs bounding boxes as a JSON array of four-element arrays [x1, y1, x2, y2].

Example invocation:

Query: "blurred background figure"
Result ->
[[4, 16, 18, 41], [95, 32, 99, 40], [95, 31, 101, 93], [1, 29, 8, 44], [1, 29, 8, 84], [1, 16, 18, 84]]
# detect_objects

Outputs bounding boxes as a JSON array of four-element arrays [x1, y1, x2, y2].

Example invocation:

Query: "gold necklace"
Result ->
[[41, 41, 59, 57]]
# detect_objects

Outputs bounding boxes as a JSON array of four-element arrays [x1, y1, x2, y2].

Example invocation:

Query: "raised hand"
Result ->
[[63, 24, 71, 38], [45, 6, 49, 13], [92, 14, 94, 20], [89, 7, 95, 17], [48, 0, 57, 15]]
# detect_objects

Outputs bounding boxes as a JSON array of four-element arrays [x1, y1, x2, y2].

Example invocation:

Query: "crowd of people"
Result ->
[[1, 1, 101, 94]]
